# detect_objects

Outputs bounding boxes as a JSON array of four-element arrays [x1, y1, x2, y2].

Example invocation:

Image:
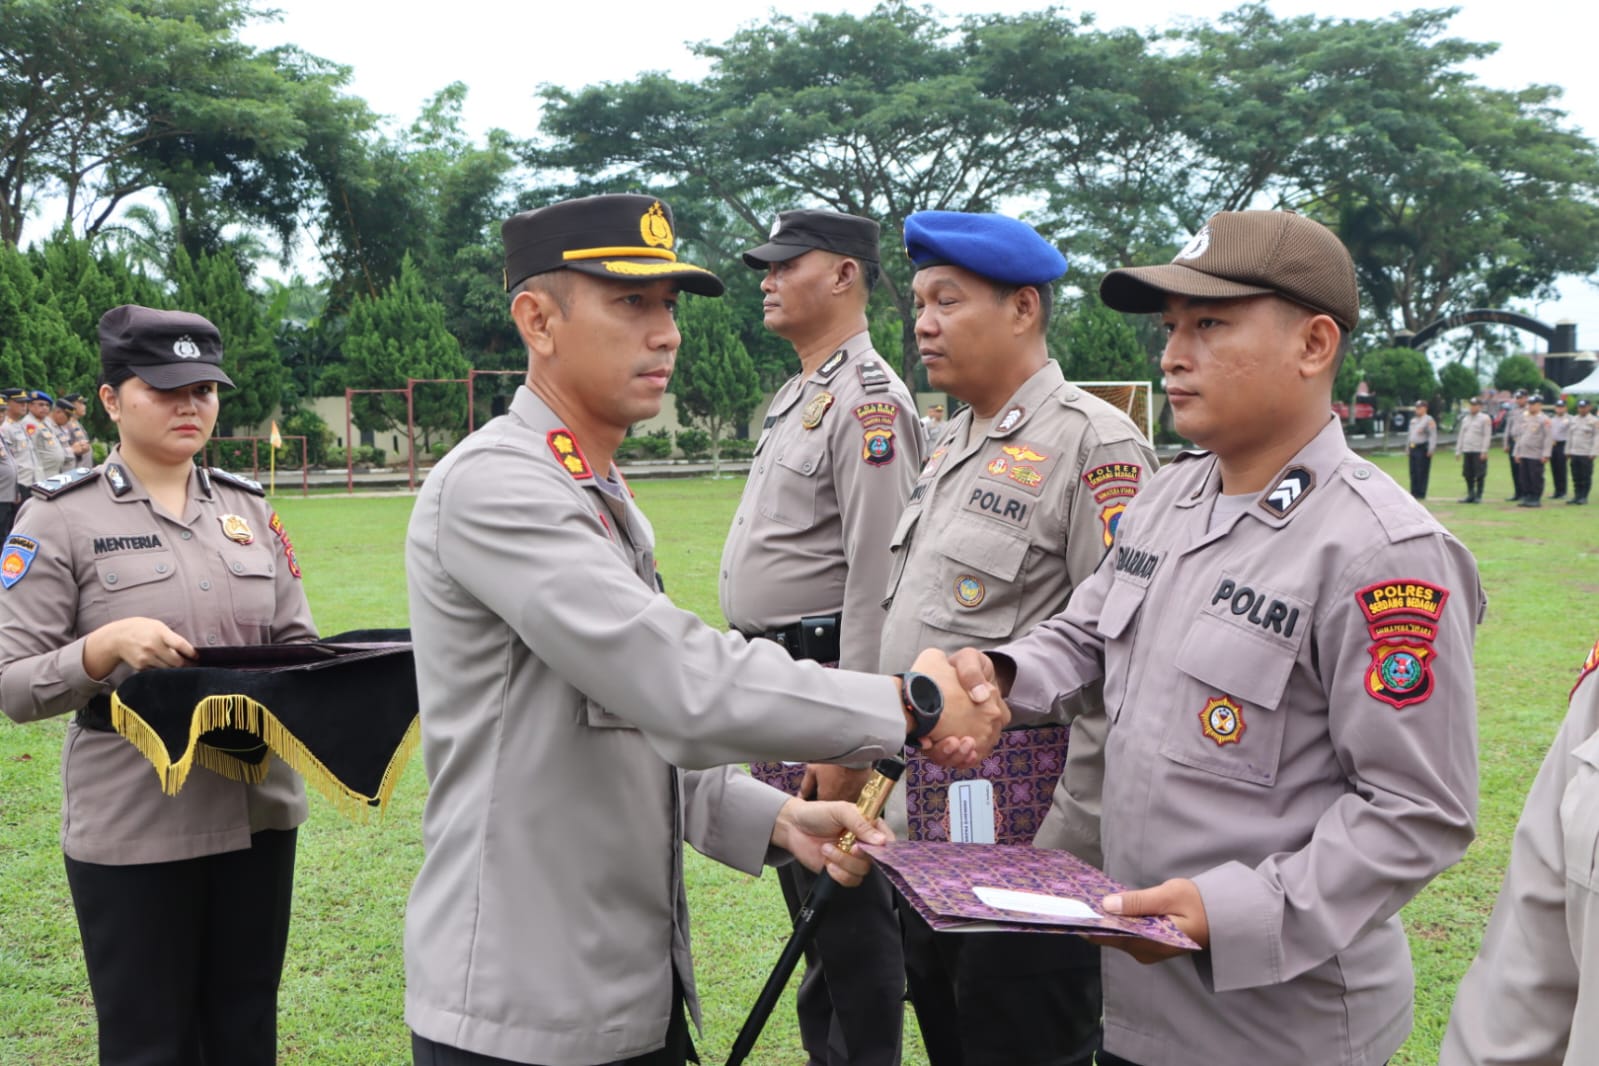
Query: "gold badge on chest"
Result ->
[[219, 514, 254, 545], [802, 391, 835, 430]]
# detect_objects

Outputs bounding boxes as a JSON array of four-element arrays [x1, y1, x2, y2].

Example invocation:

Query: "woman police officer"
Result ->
[[0, 304, 316, 1065]]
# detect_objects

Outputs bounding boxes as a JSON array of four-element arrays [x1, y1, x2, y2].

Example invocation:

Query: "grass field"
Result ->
[[1, 452, 1595, 1065]]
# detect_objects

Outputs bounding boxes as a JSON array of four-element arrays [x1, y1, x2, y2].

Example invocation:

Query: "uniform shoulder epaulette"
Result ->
[[30, 467, 100, 500], [1171, 448, 1211, 463], [1340, 459, 1436, 543], [857, 359, 891, 393], [209, 468, 266, 496]]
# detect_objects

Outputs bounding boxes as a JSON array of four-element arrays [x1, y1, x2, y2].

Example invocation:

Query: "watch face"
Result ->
[[907, 671, 942, 713]]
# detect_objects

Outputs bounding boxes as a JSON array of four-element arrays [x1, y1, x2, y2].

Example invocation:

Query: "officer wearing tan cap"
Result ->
[[403, 194, 1008, 1066], [882, 209, 1156, 1066], [945, 210, 1482, 1066], [720, 208, 921, 1066], [1454, 396, 1492, 503], [1568, 397, 1596, 504], [0, 304, 317, 1065], [0, 387, 37, 496]]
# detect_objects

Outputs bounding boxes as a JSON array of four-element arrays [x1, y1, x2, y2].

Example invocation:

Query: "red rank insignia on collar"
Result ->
[[547, 430, 593, 480]]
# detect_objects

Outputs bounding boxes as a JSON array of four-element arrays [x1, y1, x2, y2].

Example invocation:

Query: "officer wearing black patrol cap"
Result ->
[[882, 210, 1156, 1066], [405, 193, 1007, 1066], [723, 208, 922, 1066], [0, 302, 317, 1066], [1569, 397, 1596, 504]]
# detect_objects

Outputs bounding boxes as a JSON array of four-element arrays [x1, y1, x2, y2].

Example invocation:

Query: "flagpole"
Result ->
[[269, 420, 281, 496]]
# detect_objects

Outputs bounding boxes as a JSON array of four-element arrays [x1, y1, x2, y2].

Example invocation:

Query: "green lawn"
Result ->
[[1, 454, 1594, 1064]]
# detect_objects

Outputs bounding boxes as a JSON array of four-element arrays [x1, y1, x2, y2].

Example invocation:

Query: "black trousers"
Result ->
[[1461, 452, 1487, 498], [62, 828, 297, 1066], [1508, 448, 1524, 497], [1518, 457, 1546, 502], [780, 861, 905, 1066], [411, 981, 696, 1066], [903, 908, 1100, 1066], [0, 498, 14, 541], [1551, 441, 1568, 496], [1572, 455, 1594, 500], [1407, 445, 1432, 498]]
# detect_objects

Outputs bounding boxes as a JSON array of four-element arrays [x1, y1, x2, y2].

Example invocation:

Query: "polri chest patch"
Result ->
[[962, 484, 1034, 530], [1205, 574, 1310, 641]]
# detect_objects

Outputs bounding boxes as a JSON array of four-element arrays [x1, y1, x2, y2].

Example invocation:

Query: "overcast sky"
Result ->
[[156, 3, 1555, 353]]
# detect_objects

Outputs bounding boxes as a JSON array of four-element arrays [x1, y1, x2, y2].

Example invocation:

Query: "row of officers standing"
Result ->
[[1440, 391, 1597, 505], [0, 388, 93, 538]]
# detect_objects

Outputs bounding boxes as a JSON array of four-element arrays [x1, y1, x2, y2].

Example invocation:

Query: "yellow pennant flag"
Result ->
[[269, 421, 283, 449]]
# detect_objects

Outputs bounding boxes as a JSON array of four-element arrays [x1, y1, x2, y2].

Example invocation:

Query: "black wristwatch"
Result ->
[[895, 671, 944, 743]]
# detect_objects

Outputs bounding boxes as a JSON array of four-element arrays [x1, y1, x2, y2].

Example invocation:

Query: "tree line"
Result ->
[[4, 0, 1596, 451]]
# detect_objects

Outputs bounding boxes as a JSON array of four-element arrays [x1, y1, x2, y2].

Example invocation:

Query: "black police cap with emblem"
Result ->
[[99, 305, 234, 390], [53, 396, 74, 412], [1, 388, 23, 402], [501, 194, 724, 297], [742, 210, 881, 269]]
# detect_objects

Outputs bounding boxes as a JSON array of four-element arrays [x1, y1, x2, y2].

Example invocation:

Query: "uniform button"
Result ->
[[180, 530, 193, 540], [1354, 466, 1372, 480], [803, 460, 815, 473], [758, 465, 765, 474], [722, 570, 728, 579], [737, 517, 744, 525], [154, 563, 168, 574], [206, 634, 219, 645], [231, 561, 244, 574], [105, 573, 118, 585], [199, 580, 211, 591]]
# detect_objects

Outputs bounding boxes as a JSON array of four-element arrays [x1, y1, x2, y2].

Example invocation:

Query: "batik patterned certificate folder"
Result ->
[[905, 724, 1068, 844], [860, 839, 1200, 951]]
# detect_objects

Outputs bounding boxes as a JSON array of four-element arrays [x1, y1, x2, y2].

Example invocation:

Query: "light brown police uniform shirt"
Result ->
[[404, 386, 909, 1066], [1515, 412, 1555, 460], [0, 451, 315, 864], [1455, 411, 1493, 455], [1440, 639, 1599, 1066], [27, 413, 68, 479], [992, 416, 1482, 1065], [876, 360, 1156, 865], [1569, 412, 1598, 458], [4, 417, 38, 485], [719, 331, 924, 671], [1406, 412, 1437, 451]]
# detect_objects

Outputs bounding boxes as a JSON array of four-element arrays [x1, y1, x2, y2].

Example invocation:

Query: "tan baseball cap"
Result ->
[[1100, 210, 1359, 332]]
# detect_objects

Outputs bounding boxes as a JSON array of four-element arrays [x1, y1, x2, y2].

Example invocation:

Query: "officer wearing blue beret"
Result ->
[[881, 210, 1157, 1066]]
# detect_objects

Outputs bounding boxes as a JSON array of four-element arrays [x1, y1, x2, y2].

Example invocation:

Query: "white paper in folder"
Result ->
[[948, 779, 996, 844]]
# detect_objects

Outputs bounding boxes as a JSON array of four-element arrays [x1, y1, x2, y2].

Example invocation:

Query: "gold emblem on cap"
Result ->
[[219, 514, 254, 545], [640, 202, 674, 249]]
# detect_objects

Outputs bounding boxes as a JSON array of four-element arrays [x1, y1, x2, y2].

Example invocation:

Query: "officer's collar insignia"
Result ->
[[802, 391, 834, 430], [0, 534, 39, 589], [547, 429, 593, 480], [817, 349, 847, 379], [219, 514, 254, 545], [1258, 466, 1313, 519], [954, 574, 986, 608], [105, 464, 131, 497], [640, 201, 674, 249], [995, 406, 1025, 434], [1199, 695, 1244, 745]]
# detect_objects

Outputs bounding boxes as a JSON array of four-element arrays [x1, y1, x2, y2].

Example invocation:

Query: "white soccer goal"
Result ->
[[1079, 381, 1155, 444]]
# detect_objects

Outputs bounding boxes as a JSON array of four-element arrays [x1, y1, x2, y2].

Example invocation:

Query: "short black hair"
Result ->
[[990, 280, 1053, 333]]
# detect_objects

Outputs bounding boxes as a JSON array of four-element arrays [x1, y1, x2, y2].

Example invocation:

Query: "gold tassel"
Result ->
[[110, 691, 419, 822]]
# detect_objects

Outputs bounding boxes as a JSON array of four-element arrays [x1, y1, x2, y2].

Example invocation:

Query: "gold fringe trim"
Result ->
[[111, 692, 420, 823]]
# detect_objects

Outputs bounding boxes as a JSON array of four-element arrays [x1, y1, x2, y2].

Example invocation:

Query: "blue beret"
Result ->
[[904, 211, 1066, 286], [30, 390, 51, 404]]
